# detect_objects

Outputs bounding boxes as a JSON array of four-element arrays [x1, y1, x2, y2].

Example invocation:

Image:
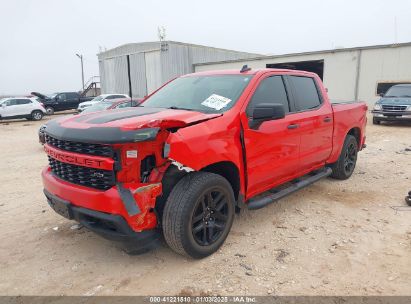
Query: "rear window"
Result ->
[[289, 76, 321, 111], [17, 99, 31, 105]]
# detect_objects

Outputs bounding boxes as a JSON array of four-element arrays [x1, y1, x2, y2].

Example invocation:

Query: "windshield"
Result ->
[[48, 93, 58, 98], [385, 86, 411, 97], [91, 96, 105, 102], [141, 75, 253, 113], [81, 102, 112, 114], [0, 98, 9, 104]]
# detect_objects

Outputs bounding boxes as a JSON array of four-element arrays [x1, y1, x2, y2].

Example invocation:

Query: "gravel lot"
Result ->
[[0, 115, 410, 296]]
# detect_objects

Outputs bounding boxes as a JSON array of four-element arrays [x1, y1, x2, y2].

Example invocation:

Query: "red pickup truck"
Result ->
[[42, 68, 367, 258]]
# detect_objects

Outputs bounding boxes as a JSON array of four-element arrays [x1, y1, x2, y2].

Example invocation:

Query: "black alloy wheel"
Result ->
[[191, 188, 229, 246], [343, 142, 357, 176]]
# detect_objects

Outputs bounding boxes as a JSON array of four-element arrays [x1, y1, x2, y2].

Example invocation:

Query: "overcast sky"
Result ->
[[1, 0, 410, 95]]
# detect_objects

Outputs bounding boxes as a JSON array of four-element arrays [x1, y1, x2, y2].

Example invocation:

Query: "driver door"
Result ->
[[2, 99, 20, 117], [240, 74, 301, 198]]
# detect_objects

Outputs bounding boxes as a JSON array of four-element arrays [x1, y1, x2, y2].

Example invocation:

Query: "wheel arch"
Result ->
[[200, 161, 240, 201], [156, 160, 241, 218], [347, 127, 361, 147]]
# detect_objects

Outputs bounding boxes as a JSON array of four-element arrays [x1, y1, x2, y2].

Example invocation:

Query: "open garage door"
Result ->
[[267, 60, 324, 80]]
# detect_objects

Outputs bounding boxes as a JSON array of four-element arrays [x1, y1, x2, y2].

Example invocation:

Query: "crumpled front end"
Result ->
[[41, 107, 223, 246], [41, 129, 172, 239]]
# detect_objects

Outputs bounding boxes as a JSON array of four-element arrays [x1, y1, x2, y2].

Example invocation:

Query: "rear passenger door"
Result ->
[[241, 74, 301, 198], [287, 75, 333, 172], [65, 93, 80, 109], [16, 99, 34, 115]]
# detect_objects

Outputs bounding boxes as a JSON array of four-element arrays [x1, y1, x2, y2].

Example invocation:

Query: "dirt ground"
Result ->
[[0, 114, 410, 296]]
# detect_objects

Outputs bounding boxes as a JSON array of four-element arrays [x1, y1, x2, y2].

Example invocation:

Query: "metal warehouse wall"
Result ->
[[357, 45, 411, 104], [98, 41, 262, 97], [194, 44, 411, 106]]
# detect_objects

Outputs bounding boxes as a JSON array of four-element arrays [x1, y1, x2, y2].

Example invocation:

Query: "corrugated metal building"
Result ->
[[193, 42, 411, 106], [98, 41, 263, 97]]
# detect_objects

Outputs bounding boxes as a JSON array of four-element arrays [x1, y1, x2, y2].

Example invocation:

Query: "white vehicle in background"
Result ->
[[0, 97, 46, 121], [77, 93, 129, 112]]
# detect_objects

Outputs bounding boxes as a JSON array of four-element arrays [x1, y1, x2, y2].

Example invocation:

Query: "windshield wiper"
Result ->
[[399, 95, 411, 97], [167, 106, 197, 111]]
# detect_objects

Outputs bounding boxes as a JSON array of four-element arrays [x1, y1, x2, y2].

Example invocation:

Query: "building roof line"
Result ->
[[97, 40, 263, 58], [194, 41, 411, 67]]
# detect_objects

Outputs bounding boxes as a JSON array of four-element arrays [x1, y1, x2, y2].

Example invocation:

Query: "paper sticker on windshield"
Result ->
[[201, 94, 232, 111]]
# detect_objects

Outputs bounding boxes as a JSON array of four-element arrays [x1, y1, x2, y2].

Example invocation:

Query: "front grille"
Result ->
[[45, 135, 113, 157], [48, 157, 115, 190], [382, 105, 408, 111]]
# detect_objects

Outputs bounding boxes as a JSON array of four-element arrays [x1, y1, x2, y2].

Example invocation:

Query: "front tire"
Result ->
[[31, 110, 44, 121], [330, 135, 358, 180], [162, 172, 235, 259], [45, 107, 54, 115]]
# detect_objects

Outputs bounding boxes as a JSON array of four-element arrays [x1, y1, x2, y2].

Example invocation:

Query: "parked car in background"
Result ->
[[31, 92, 94, 115], [372, 84, 411, 124], [38, 123, 47, 144], [0, 97, 46, 121], [79, 98, 142, 114], [77, 94, 130, 112]]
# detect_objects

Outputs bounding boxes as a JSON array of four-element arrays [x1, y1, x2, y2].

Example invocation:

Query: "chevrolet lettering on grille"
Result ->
[[44, 144, 114, 171]]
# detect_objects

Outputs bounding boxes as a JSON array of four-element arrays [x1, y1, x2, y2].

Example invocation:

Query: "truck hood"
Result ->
[[31, 92, 50, 100], [44, 107, 222, 144], [378, 97, 411, 105]]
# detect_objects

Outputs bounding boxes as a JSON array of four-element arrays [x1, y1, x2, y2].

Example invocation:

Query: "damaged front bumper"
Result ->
[[42, 167, 162, 246]]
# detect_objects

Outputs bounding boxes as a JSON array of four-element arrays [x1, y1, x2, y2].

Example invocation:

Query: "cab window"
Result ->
[[7, 99, 19, 106], [57, 94, 66, 100], [17, 99, 31, 105], [246, 76, 290, 117], [289, 76, 322, 111]]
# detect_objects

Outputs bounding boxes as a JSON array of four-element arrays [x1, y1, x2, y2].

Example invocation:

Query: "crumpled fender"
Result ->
[[166, 117, 244, 174]]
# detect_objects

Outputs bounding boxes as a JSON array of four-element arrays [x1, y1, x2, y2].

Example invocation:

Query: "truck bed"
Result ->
[[328, 101, 368, 164]]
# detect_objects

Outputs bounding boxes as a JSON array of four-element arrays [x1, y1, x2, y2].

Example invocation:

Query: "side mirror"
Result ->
[[250, 103, 285, 129], [379, 92, 384, 97]]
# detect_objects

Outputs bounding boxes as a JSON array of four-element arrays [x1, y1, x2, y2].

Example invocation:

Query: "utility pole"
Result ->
[[76, 53, 85, 91]]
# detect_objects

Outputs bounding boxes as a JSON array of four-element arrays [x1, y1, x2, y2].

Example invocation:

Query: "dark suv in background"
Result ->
[[372, 84, 411, 124], [31, 92, 94, 115]]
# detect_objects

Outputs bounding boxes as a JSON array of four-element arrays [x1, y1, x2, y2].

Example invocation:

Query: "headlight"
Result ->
[[373, 104, 382, 110], [407, 105, 411, 111]]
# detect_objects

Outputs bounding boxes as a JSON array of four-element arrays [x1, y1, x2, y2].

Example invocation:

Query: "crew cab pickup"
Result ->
[[31, 92, 94, 115], [41, 68, 367, 258]]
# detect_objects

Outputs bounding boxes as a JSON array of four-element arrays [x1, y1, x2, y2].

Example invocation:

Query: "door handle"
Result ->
[[323, 117, 332, 123], [287, 124, 299, 129]]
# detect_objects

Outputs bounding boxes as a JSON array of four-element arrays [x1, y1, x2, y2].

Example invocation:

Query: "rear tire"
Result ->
[[373, 117, 381, 125], [330, 135, 358, 180], [31, 110, 43, 121], [162, 172, 235, 259], [45, 107, 54, 115]]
